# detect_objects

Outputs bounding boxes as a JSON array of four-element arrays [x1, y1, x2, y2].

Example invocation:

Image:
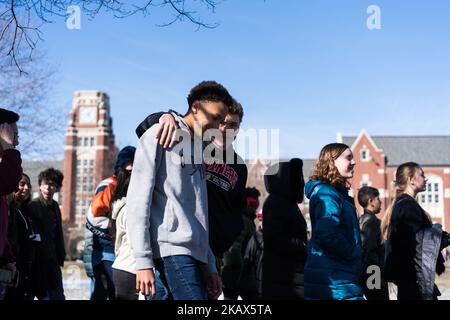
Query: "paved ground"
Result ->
[[62, 261, 450, 300]]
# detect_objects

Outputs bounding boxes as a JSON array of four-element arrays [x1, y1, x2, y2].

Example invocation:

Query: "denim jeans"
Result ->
[[154, 255, 207, 300]]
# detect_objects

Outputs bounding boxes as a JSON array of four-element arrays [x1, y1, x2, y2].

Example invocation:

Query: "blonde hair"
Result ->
[[310, 143, 351, 189], [381, 162, 432, 240]]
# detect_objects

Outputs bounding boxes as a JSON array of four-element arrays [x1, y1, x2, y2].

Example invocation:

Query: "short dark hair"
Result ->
[[245, 187, 261, 199], [229, 98, 244, 123], [38, 168, 64, 188], [0, 108, 19, 125], [358, 186, 380, 208], [187, 81, 233, 110]]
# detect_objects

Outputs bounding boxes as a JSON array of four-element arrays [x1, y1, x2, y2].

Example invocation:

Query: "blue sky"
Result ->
[[39, 0, 450, 160]]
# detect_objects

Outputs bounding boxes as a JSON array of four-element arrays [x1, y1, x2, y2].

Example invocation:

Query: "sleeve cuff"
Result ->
[[135, 257, 155, 270]]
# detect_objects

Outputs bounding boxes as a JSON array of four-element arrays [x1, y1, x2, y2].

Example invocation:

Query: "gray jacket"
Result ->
[[126, 113, 217, 275], [415, 224, 443, 300]]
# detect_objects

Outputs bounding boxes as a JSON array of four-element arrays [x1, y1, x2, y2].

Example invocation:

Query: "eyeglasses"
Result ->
[[219, 120, 240, 129]]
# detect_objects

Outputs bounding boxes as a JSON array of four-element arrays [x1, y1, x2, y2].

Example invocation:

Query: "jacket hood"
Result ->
[[264, 158, 304, 203], [305, 180, 324, 200]]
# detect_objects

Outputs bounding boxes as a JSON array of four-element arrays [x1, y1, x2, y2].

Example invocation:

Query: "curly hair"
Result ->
[[309, 143, 351, 188], [186, 81, 233, 110]]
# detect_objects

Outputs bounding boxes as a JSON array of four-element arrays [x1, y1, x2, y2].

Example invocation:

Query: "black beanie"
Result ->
[[114, 146, 136, 172], [0, 108, 19, 125]]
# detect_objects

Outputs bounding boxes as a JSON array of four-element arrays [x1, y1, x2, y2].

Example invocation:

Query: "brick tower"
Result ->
[[62, 91, 118, 258]]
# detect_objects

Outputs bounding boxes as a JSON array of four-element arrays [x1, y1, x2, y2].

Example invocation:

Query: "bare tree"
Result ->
[[0, 23, 65, 160], [0, 0, 222, 72]]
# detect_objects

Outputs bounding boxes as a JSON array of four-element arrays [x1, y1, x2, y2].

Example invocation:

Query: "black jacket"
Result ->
[[135, 110, 247, 256], [27, 197, 66, 296], [262, 158, 307, 300], [359, 210, 384, 273], [6, 202, 35, 299], [384, 194, 444, 291], [239, 228, 264, 300]]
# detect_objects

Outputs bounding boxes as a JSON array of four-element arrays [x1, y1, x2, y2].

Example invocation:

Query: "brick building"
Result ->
[[62, 91, 118, 258], [339, 130, 450, 230]]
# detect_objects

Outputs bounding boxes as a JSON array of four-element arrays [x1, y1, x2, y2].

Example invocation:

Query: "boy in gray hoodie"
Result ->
[[127, 81, 232, 300]]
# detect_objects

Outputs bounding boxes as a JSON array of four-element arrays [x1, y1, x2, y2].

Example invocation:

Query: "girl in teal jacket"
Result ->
[[304, 143, 363, 300]]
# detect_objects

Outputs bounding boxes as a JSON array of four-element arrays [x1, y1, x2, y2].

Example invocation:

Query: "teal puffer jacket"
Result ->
[[304, 180, 363, 300]]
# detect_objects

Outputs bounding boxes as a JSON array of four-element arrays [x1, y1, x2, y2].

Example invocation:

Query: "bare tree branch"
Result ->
[[0, 22, 63, 160], [0, 0, 222, 72]]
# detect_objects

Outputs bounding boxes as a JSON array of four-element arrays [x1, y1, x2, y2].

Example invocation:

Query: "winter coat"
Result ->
[[5, 202, 34, 299], [27, 197, 66, 296], [304, 180, 363, 300], [239, 228, 264, 300], [262, 159, 308, 300], [85, 175, 117, 267], [415, 225, 444, 300], [359, 210, 384, 273], [0, 149, 22, 265], [384, 194, 446, 299]]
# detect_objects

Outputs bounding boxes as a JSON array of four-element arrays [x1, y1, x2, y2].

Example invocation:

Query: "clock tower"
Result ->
[[62, 91, 118, 257]]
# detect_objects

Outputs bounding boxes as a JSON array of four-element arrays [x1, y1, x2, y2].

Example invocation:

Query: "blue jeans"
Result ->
[[154, 255, 207, 300]]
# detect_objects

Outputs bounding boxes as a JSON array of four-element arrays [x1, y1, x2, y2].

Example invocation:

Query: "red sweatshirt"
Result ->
[[0, 149, 22, 264]]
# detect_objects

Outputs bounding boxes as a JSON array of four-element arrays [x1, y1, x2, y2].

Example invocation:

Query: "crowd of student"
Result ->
[[1, 81, 449, 301]]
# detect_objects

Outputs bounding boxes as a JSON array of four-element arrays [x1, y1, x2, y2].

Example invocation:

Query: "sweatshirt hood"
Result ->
[[305, 180, 324, 200], [264, 158, 304, 203]]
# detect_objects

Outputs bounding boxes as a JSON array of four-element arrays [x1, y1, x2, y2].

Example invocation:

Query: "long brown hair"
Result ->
[[310, 143, 351, 189], [381, 162, 432, 240]]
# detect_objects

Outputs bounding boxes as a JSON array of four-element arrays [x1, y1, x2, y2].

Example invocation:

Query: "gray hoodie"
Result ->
[[126, 113, 217, 275]]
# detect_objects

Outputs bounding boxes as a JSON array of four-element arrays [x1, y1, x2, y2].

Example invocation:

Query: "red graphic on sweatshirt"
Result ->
[[204, 162, 238, 190]]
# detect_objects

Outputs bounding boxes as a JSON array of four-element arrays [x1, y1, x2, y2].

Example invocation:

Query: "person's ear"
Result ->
[[191, 101, 201, 115]]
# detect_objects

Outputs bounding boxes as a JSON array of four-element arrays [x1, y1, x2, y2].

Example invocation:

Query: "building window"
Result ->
[[418, 170, 444, 214], [90, 137, 95, 146], [77, 137, 82, 146], [76, 160, 81, 167], [360, 148, 370, 161], [84, 137, 89, 146], [90, 160, 94, 167]]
